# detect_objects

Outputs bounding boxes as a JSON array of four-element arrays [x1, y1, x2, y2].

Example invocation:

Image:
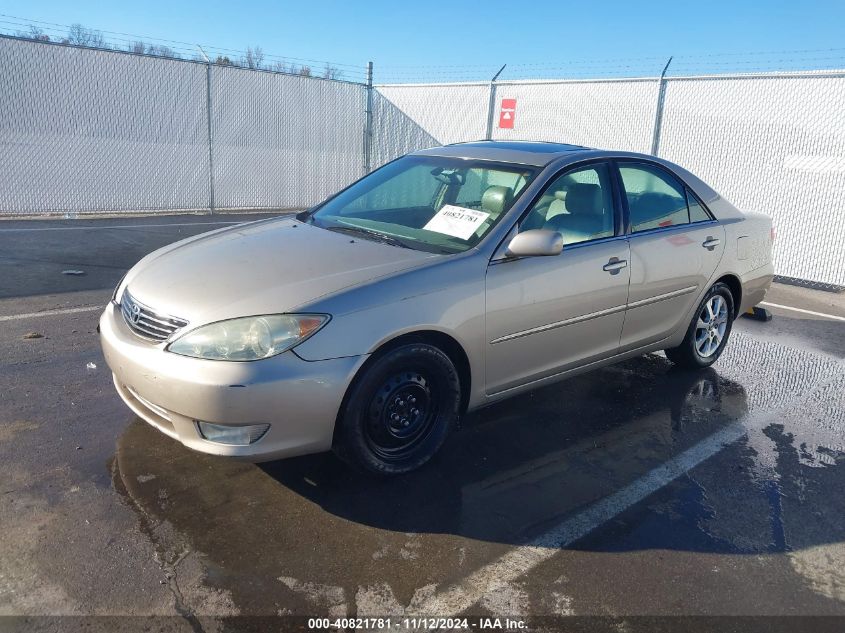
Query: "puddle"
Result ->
[[111, 332, 845, 616]]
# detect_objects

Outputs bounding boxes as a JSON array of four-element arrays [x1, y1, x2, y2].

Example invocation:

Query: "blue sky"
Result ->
[[2, 0, 844, 80]]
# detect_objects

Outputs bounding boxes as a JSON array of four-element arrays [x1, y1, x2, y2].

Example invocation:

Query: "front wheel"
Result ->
[[334, 343, 461, 475], [664, 282, 735, 369]]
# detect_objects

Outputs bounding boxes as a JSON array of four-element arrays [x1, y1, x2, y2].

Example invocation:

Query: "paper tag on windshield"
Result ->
[[423, 205, 490, 240]]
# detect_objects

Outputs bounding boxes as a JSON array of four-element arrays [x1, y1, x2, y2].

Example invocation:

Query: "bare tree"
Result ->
[[322, 63, 342, 80], [146, 44, 179, 58], [243, 46, 265, 69], [15, 26, 50, 42], [12, 22, 339, 77], [67, 23, 106, 48]]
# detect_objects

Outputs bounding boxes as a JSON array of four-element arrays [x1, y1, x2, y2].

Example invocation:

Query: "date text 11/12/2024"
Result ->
[[307, 616, 527, 630]]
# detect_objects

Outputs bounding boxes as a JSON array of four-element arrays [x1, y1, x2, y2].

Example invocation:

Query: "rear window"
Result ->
[[687, 190, 712, 223], [619, 164, 689, 232], [618, 163, 713, 231]]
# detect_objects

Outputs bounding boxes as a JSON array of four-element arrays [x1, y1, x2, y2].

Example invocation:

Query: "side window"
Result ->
[[520, 163, 615, 246], [619, 164, 690, 232], [687, 189, 712, 223]]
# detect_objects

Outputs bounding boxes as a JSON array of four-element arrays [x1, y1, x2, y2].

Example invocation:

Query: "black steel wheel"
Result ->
[[335, 343, 461, 475], [365, 371, 440, 460]]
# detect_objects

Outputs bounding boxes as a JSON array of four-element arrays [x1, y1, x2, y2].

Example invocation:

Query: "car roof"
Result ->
[[411, 140, 695, 170], [410, 141, 736, 219], [412, 140, 593, 167]]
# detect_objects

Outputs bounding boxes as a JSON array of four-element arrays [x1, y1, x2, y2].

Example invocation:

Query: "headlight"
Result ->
[[166, 314, 329, 361]]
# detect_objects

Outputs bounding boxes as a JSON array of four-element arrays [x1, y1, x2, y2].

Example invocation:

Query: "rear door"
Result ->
[[485, 161, 630, 394], [615, 161, 725, 351]]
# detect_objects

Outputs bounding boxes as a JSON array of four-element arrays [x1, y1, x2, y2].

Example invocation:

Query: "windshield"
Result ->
[[307, 156, 537, 253]]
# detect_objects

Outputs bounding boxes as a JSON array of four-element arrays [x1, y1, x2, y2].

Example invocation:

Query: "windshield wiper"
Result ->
[[326, 225, 413, 249], [295, 209, 315, 222]]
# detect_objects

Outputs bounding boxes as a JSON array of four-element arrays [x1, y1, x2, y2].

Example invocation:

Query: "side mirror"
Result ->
[[505, 229, 563, 257]]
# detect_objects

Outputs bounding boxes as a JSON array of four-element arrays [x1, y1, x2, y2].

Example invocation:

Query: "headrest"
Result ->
[[565, 183, 602, 215], [481, 186, 512, 216], [554, 190, 566, 200]]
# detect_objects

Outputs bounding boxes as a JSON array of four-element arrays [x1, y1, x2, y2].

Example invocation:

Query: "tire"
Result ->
[[334, 343, 461, 476], [664, 282, 735, 369]]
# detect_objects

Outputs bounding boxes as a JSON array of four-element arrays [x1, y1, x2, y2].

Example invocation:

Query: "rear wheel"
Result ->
[[335, 343, 461, 475], [664, 282, 735, 369]]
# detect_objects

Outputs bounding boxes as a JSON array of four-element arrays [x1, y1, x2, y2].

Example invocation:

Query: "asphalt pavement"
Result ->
[[1, 213, 844, 632]]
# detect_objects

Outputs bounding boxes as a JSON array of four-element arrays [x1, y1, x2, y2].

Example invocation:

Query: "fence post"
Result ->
[[650, 56, 673, 156], [363, 61, 374, 175], [197, 45, 215, 214], [485, 64, 507, 140]]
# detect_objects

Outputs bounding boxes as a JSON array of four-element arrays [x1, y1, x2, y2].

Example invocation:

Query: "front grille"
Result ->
[[120, 289, 188, 342]]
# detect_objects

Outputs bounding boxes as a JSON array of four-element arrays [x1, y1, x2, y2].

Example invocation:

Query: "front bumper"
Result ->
[[99, 302, 366, 461]]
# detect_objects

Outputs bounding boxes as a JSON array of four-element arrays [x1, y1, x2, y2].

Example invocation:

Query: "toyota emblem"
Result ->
[[130, 302, 141, 324]]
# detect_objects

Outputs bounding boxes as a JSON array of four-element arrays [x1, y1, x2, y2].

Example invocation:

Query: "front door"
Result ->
[[485, 161, 630, 395]]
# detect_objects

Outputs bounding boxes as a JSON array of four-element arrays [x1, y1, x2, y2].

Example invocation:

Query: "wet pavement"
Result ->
[[1, 214, 845, 631]]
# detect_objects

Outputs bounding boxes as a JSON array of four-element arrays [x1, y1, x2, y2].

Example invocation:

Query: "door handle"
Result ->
[[702, 236, 721, 250], [602, 258, 628, 274]]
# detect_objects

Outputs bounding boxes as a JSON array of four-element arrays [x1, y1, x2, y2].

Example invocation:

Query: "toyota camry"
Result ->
[[100, 141, 774, 474]]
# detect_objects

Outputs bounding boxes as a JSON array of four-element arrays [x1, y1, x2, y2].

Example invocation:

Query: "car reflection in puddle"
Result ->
[[113, 332, 845, 614]]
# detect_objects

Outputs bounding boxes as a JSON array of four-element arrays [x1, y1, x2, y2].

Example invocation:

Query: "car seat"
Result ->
[[543, 183, 610, 243], [472, 185, 512, 239]]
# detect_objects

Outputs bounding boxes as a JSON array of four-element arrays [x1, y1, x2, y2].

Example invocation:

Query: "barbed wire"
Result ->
[[3, 12, 845, 85], [378, 47, 845, 82], [0, 13, 370, 80]]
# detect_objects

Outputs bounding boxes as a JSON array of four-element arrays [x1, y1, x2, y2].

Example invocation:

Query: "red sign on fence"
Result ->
[[498, 98, 516, 129]]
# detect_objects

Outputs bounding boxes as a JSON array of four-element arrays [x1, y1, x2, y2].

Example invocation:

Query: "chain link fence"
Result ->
[[0, 35, 369, 215], [2, 34, 844, 287], [0, 36, 211, 213], [657, 73, 845, 288], [209, 64, 366, 210], [372, 72, 845, 288], [492, 79, 659, 153]]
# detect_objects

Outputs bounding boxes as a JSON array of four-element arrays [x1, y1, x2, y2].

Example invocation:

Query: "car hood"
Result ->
[[124, 217, 439, 325]]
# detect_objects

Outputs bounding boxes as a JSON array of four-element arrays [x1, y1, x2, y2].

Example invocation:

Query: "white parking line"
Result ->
[[413, 421, 747, 616], [417, 354, 845, 617], [0, 221, 243, 232], [760, 301, 845, 322], [0, 305, 103, 322]]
